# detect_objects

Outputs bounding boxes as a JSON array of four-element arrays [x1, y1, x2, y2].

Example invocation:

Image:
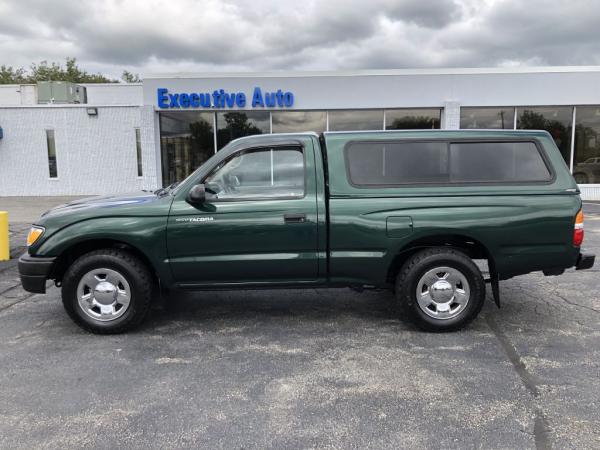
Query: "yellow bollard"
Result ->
[[0, 211, 9, 261]]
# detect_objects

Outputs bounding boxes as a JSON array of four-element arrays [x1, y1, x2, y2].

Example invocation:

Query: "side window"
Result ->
[[204, 146, 304, 200], [449, 142, 551, 182], [346, 140, 551, 186], [346, 141, 449, 185]]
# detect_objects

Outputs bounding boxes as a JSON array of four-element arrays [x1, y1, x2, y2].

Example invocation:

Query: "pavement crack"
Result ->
[[541, 280, 600, 314], [486, 314, 552, 450], [0, 283, 22, 296], [0, 292, 37, 313]]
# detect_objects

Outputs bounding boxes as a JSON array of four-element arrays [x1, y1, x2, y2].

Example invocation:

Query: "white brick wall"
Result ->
[[0, 105, 159, 195], [442, 101, 461, 130], [580, 186, 600, 201]]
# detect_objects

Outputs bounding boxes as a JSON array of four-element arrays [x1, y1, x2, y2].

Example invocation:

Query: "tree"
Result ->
[[0, 57, 116, 84], [121, 70, 141, 83], [189, 118, 215, 167], [0, 65, 27, 84], [217, 112, 263, 148], [28, 57, 115, 83], [518, 110, 571, 161]]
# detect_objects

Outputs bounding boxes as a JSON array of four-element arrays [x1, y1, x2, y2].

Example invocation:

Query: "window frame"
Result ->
[[343, 137, 556, 188], [200, 144, 307, 202]]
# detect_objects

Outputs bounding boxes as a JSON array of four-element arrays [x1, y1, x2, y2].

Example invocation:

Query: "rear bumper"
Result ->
[[18, 254, 56, 294], [576, 253, 595, 270]]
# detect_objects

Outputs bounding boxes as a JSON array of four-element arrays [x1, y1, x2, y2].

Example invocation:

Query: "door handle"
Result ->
[[284, 213, 307, 223]]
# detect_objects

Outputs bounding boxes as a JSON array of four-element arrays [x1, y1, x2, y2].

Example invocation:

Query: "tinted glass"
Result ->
[[460, 107, 515, 129], [346, 142, 448, 185], [346, 141, 550, 186], [204, 147, 304, 200], [272, 111, 326, 133], [46, 130, 57, 178], [450, 142, 550, 182], [385, 109, 441, 129], [160, 111, 214, 186], [135, 128, 143, 177], [517, 106, 573, 164], [216, 111, 270, 150], [573, 106, 600, 184], [328, 110, 383, 131]]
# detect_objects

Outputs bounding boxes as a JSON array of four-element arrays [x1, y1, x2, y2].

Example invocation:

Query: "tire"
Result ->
[[61, 249, 154, 334], [395, 247, 486, 332]]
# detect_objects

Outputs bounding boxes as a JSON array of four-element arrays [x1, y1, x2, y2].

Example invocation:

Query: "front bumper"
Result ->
[[18, 254, 56, 294], [576, 253, 595, 271]]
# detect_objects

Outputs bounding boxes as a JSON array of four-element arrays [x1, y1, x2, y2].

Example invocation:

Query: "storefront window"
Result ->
[[517, 106, 573, 164], [328, 110, 384, 131], [460, 107, 515, 129], [573, 106, 600, 184], [216, 111, 270, 150], [386, 109, 441, 129], [272, 111, 326, 133], [159, 111, 215, 187]]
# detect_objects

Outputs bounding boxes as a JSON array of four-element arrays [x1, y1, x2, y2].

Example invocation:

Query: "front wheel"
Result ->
[[61, 249, 154, 334], [396, 248, 486, 332]]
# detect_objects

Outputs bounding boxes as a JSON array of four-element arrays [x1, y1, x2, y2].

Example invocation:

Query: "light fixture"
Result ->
[[86, 107, 98, 116]]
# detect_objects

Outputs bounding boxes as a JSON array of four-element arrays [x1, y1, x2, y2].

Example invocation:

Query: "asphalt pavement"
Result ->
[[0, 199, 599, 449]]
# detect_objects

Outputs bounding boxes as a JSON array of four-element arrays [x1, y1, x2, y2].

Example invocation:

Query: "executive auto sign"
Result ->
[[157, 87, 294, 109]]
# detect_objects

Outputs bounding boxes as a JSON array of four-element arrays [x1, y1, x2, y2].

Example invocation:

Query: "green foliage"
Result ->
[[0, 65, 28, 84], [217, 112, 263, 148], [121, 70, 141, 83], [0, 57, 118, 84]]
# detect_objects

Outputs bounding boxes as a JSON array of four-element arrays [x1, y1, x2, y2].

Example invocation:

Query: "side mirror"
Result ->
[[186, 184, 206, 204]]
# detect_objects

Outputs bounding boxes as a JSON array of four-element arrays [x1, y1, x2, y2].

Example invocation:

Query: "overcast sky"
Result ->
[[1, 0, 600, 78]]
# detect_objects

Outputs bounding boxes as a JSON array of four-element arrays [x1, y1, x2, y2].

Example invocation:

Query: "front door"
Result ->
[[167, 143, 319, 285]]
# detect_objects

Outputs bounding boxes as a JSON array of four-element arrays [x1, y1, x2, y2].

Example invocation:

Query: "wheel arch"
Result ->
[[386, 233, 495, 284], [50, 238, 158, 286]]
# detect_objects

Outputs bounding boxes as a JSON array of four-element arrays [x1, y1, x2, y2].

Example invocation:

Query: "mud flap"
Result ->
[[488, 260, 500, 308]]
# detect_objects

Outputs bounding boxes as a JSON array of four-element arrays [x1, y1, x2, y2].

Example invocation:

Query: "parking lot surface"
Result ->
[[0, 198, 599, 449]]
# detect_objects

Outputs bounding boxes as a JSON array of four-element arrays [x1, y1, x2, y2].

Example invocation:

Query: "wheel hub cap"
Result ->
[[430, 280, 454, 303], [93, 281, 118, 305], [76, 268, 131, 322], [415, 266, 471, 320]]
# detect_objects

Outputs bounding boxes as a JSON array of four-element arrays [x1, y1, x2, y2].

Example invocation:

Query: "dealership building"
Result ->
[[1, 67, 600, 199]]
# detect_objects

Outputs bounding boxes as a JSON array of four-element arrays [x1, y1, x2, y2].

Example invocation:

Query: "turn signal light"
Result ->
[[574, 209, 584, 247], [26, 226, 44, 246]]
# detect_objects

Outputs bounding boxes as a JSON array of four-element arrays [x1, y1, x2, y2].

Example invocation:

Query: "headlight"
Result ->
[[26, 226, 45, 246]]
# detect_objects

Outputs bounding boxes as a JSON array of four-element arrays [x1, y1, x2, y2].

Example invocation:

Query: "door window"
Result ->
[[204, 147, 304, 200]]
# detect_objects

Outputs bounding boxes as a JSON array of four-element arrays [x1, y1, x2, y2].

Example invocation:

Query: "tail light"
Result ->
[[573, 209, 584, 247]]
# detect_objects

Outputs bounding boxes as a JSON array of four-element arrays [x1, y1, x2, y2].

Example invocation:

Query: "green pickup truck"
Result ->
[[19, 130, 595, 333]]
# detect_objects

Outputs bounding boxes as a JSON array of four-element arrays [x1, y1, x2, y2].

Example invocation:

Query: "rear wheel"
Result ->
[[61, 249, 153, 334], [396, 248, 486, 331]]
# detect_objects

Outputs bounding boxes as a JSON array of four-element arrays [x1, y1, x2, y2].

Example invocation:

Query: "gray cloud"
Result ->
[[1, 0, 600, 78]]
